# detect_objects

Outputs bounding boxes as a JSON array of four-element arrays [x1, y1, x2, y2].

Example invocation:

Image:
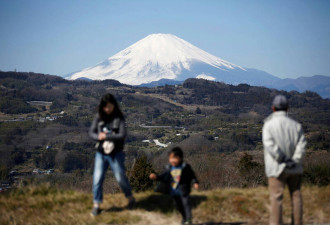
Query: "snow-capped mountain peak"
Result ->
[[67, 33, 248, 85]]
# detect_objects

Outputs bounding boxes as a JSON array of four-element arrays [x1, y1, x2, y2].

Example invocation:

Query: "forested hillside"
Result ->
[[0, 71, 329, 191]]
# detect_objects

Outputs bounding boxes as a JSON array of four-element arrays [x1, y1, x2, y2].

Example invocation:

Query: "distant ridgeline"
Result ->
[[0, 71, 329, 116]]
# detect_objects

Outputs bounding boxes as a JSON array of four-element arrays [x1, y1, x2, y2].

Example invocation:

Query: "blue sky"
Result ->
[[0, 0, 329, 78]]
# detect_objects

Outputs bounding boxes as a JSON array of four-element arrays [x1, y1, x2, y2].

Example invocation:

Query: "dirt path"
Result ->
[[132, 210, 180, 225]]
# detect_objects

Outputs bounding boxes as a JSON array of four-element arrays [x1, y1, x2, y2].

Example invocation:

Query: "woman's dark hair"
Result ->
[[274, 106, 288, 112], [168, 147, 184, 159], [98, 93, 124, 122]]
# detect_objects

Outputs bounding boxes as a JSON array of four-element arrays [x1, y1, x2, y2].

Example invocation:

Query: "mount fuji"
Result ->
[[66, 33, 280, 86]]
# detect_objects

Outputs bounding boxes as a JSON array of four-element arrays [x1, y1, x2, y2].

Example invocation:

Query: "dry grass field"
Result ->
[[0, 184, 329, 225]]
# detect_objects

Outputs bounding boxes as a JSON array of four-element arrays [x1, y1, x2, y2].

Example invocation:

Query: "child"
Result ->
[[150, 147, 199, 225]]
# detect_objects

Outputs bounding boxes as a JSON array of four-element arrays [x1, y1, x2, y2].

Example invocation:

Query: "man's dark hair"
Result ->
[[168, 147, 184, 159]]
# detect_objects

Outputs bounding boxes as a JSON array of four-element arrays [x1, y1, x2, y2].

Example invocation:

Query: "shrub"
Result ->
[[0, 164, 9, 181], [195, 107, 202, 114], [34, 151, 57, 169], [61, 153, 90, 173], [303, 163, 330, 186], [56, 116, 78, 127], [129, 155, 154, 192], [237, 153, 266, 187]]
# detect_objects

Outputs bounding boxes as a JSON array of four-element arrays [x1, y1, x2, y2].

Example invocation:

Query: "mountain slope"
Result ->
[[66, 33, 279, 85]]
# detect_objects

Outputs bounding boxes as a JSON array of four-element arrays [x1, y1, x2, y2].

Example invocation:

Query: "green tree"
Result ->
[[0, 164, 9, 181], [11, 147, 26, 165], [129, 155, 154, 192], [61, 152, 89, 173], [34, 151, 57, 169], [195, 107, 202, 114]]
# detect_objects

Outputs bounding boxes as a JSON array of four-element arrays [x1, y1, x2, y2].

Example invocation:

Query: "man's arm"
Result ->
[[292, 126, 307, 164], [262, 124, 286, 163]]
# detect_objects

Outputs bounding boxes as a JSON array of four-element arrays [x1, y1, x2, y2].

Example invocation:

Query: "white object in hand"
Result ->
[[103, 141, 114, 154]]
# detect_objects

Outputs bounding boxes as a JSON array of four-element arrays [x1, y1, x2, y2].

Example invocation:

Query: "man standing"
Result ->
[[262, 95, 307, 225]]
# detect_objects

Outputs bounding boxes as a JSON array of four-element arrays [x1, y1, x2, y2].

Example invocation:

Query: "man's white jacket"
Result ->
[[262, 111, 307, 178]]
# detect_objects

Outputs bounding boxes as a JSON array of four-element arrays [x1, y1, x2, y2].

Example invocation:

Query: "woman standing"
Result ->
[[89, 93, 135, 216]]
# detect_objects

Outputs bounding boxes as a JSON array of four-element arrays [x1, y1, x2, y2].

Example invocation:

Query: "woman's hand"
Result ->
[[193, 183, 199, 190], [149, 173, 157, 180], [98, 132, 107, 141]]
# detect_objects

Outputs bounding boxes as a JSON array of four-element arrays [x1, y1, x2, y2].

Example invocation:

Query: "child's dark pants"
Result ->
[[173, 195, 192, 221]]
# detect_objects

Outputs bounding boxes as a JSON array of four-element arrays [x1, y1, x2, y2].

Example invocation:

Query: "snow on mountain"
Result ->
[[67, 33, 279, 85], [196, 74, 216, 81]]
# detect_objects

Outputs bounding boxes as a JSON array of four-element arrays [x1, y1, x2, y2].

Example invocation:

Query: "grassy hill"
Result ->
[[0, 184, 329, 225]]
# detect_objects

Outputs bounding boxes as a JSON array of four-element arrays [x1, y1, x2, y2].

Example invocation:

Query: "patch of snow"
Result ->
[[196, 74, 216, 81]]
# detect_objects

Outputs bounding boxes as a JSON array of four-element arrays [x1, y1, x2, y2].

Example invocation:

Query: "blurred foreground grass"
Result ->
[[0, 184, 329, 225]]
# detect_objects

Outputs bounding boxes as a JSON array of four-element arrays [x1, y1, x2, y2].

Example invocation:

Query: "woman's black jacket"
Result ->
[[88, 114, 126, 155]]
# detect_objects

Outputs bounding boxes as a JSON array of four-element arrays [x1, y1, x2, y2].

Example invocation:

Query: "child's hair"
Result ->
[[98, 93, 124, 122], [168, 147, 184, 159]]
